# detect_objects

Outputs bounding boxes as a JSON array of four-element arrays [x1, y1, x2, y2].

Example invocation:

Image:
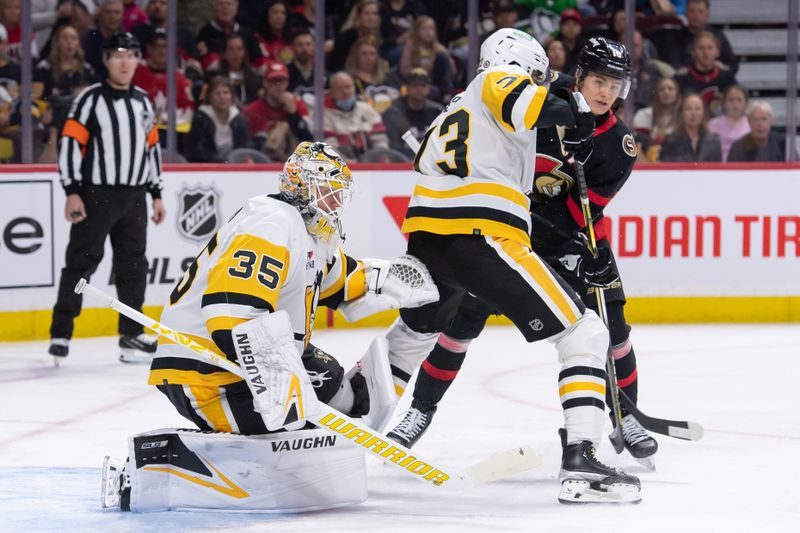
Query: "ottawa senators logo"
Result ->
[[532, 154, 574, 202], [622, 134, 638, 158]]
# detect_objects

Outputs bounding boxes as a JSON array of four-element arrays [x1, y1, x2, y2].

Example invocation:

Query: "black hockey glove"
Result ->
[[561, 92, 595, 165], [557, 238, 618, 289]]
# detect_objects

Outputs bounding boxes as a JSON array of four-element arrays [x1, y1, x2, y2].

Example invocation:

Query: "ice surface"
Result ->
[[1, 324, 798, 532]]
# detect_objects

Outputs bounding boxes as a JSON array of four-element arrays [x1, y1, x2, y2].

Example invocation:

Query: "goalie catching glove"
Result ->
[[339, 254, 439, 322], [232, 310, 321, 431]]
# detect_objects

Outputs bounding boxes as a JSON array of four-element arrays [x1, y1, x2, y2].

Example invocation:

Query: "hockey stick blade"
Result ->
[[463, 446, 542, 486], [618, 390, 704, 441]]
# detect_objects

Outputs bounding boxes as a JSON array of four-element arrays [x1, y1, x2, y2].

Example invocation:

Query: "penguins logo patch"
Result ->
[[622, 134, 638, 157]]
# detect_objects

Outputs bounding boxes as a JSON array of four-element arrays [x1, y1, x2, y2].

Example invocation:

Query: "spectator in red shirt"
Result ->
[[132, 28, 195, 130], [674, 31, 736, 115], [243, 61, 313, 161], [1, 0, 39, 62], [122, 0, 148, 32], [256, 0, 294, 65], [323, 71, 388, 161]]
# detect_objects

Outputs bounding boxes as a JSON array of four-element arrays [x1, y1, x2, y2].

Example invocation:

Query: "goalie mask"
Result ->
[[279, 142, 353, 244]]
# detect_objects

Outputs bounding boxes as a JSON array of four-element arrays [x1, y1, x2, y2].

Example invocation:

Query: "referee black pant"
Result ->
[[50, 185, 149, 339]]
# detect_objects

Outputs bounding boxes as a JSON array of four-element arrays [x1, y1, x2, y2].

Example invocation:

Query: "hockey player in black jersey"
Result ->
[[387, 37, 658, 490]]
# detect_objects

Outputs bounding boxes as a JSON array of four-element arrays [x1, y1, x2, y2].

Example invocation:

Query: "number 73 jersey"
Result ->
[[402, 64, 548, 248], [148, 195, 366, 388]]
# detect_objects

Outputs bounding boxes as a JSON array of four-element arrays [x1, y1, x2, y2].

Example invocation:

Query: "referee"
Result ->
[[49, 32, 166, 364]]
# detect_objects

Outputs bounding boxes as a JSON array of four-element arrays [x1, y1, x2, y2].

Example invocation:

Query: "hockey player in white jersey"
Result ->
[[101, 141, 439, 512], [383, 28, 642, 503]]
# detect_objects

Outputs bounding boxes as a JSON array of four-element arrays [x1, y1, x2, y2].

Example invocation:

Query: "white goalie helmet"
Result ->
[[279, 141, 353, 244], [478, 28, 549, 83]]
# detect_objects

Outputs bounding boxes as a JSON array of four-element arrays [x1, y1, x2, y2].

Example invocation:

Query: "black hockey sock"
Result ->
[[410, 335, 469, 412], [610, 339, 638, 411]]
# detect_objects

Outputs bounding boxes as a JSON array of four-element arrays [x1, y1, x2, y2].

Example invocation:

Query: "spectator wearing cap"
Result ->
[[132, 28, 195, 132], [186, 75, 253, 162], [287, 29, 328, 98], [323, 71, 389, 161], [656, 0, 738, 74], [553, 8, 585, 74], [196, 0, 262, 72], [243, 61, 312, 161], [674, 31, 736, 116], [82, 0, 124, 78], [382, 68, 442, 159], [205, 34, 263, 105], [728, 101, 795, 163]]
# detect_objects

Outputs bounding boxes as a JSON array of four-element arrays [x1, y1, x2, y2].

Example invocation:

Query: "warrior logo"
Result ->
[[176, 185, 222, 243]]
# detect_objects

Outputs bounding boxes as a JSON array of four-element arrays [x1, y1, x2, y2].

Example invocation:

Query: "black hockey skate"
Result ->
[[618, 414, 658, 470], [49, 338, 69, 367], [119, 334, 157, 364], [558, 428, 641, 504], [386, 405, 436, 448]]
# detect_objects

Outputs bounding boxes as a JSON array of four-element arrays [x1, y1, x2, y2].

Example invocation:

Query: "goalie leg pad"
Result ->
[[384, 316, 439, 397], [550, 310, 609, 445], [232, 311, 320, 431], [345, 335, 397, 432], [119, 428, 367, 512]]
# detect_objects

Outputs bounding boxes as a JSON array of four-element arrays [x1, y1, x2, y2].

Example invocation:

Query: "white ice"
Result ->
[[1, 324, 798, 533]]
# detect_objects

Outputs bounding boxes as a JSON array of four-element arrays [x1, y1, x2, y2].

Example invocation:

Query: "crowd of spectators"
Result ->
[[0, 0, 793, 164]]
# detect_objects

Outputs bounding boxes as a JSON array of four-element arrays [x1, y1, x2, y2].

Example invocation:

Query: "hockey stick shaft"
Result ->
[[572, 165, 704, 443], [573, 160, 625, 434], [75, 279, 537, 488]]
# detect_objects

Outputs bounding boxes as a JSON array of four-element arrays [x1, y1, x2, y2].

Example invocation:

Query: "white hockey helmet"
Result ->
[[478, 28, 549, 82], [279, 141, 353, 244]]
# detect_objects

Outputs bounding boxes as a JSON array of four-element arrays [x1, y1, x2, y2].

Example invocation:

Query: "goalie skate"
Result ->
[[558, 429, 641, 504], [101, 456, 130, 511]]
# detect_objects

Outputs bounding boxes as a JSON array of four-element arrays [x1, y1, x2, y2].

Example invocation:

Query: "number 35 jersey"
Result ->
[[148, 195, 366, 388], [402, 64, 549, 247]]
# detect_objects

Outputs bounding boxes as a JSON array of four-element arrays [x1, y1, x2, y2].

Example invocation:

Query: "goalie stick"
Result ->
[[573, 161, 703, 445], [76, 279, 541, 489]]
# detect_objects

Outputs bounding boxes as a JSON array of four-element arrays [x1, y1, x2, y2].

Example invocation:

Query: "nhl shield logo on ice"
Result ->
[[176, 184, 222, 242]]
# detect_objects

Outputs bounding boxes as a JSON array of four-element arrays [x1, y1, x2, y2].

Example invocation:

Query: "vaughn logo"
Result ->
[[235, 333, 267, 395], [271, 435, 336, 452], [176, 184, 222, 242]]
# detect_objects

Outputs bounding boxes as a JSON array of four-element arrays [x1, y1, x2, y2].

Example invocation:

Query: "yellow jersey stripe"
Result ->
[[205, 316, 250, 335], [346, 264, 366, 301], [558, 381, 606, 397], [523, 85, 548, 129], [495, 238, 579, 323], [189, 384, 233, 432], [320, 250, 348, 301], [481, 70, 529, 132], [402, 216, 531, 247], [412, 183, 529, 210], [147, 368, 243, 386]]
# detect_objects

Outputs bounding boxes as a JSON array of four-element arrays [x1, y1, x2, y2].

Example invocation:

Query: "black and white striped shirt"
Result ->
[[59, 81, 163, 198]]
